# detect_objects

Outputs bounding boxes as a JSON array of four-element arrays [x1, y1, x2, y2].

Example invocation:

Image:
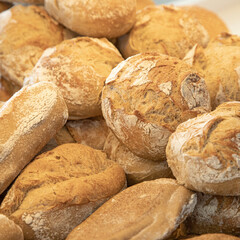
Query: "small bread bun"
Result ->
[[166, 101, 240, 196], [0, 214, 24, 240], [104, 131, 173, 185], [136, 0, 155, 11], [2, 0, 43, 4], [0, 82, 68, 194], [186, 234, 240, 240], [0, 5, 75, 87], [66, 179, 196, 240], [45, 0, 136, 38], [24, 37, 123, 120], [0, 143, 126, 240], [117, 5, 209, 59], [185, 192, 240, 236], [0, 2, 12, 13], [102, 52, 211, 161]]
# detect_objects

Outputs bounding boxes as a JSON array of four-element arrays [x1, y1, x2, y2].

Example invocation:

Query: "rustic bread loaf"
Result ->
[[117, 5, 209, 59], [0, 82, 68, 194], [0, 2, 11, 12], [102, 52, 211, 161], [166, 101, 240, 196], [66, 178, 196, 240], [24, 37, 124, 120], [0, 5, 75, 87], [136, 0, 155, 11], [104, 131, 173, 185], [0, 143, 126, 240], [45, 0, 136, 38], [186, 234, 240, 240]]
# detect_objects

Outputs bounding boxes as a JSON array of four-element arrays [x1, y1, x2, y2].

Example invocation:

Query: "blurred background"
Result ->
[[154, 0, 240, 35]]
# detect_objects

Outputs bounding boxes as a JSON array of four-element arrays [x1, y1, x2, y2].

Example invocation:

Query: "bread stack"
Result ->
[[0, 0, 239, 239]]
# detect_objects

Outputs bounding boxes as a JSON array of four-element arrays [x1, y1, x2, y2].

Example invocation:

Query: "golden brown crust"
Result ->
[[0, 143, 126, 240], [136, 0, 155, 11], [55, 126, 76, 145], [24, 37, 124, 120], [186, 234, 240, 240], [0, 2, 12, 12], [45, 0, 136, 38]]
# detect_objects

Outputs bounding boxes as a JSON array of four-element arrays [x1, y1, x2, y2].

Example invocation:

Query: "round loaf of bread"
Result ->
[[117, 5, 209, 59], [104, 131, 173, 185], [0, 5, 74, 87], [185, 192, 240, 236], [0, 214, 24, 240], [0, 81, 68, 194], [24, 37, 124, 120], [102, 52, 211, 161], [136, 0, 155, 11], [0, 143, 126, 240], [66, 178, 196, 240], [0, 2, 12, 12], [2, 0, 43, 4], [45, 0, 136, 38], [166, 101, 240, 196], [186, 234, 240, 240]]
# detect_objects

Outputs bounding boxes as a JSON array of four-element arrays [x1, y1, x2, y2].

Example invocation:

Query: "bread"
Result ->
[[117, 5, 209, 59], [136, 0, 155, 11], [45, 0, 136, 38], [0, 143, 126, 240], [102, 52, 211, 161], [24, 37, 124, 120], [104, 131, 173, 185], [186, 234, 240, 240], [0, 2, 12, 13], [66, 178, 196, 240], [0, 101, 5, 108], [184, 33, 240, 109], [0, 5, 75, 87], [0, 81, 68, 194], [0, 214, 24, 240], [0, 77, 20, 102], [2, 0, 43, 4], [185, 192, 240, 236], [166, 101, 240, 196]]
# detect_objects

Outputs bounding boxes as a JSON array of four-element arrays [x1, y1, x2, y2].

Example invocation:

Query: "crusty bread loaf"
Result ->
[[24, 37, 124, 120], [66, 178, 196, 240], [2, 0, 43, 4], [0, 214, 24, 240], [117, 5, 209, 59], [104, 131, 173, 185], [0, 82, 68, 194], [0, 2, 12, 12], [185, 192, 240, 236], [45, 0, 136, 38], [167, 101, 240, 196], [102, 52, 211, 161], [136, 0, 155, 11], [0, 5, 75, 87], [186, 234, 240, 240], [0, 143, 126, 240]]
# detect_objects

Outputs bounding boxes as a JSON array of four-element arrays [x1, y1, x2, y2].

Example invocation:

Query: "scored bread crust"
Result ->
[[0, 82, 68, 194], [102, 52, 211, 161], [166, 101, 240, 196], [45, 0, 136, 38], [24, 37, 124, 120], [0, 143, 126, 240]]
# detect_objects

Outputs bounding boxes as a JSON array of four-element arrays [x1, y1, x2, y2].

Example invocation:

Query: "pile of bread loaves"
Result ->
[[0, 0, 239, 239]]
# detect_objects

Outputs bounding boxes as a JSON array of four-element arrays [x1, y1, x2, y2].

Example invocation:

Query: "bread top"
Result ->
[[45, 0, 136, 38], [117, 5, 209, 59], [0, 5, 74, 87], [166, 101, 240, 195], [136, 0, 155, 11], [0, 2, 12, 12], [66, 178, 196, 240], [24, 37, 124, 120], [186, 234, 240, 240]]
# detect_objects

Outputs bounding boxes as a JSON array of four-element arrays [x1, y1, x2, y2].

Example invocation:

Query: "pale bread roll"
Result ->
[[0, 143, 126, 240], [2, 0, 43, 4], [0, 2, 12, 12], [0, 214, 24, 240], [166, 101, 240, 196], [0, 82, 68, 194], [104, 131, 173, 185], [102, 52, 211, 161], [24, 37, 124, 120], [136, 0, 155, 11], [45, 0, 136, 38], [117, 5, 209, 59], [0, 5, 75, 87], [66, 179, 197, 240], [186, 234, 240, 240]]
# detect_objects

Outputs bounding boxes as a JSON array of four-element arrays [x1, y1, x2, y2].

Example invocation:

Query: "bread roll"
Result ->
[[0, 214, 24, 240], [104, 131, 173, 185], [0, 5, 75, 87], [136, 0, 155, 11], [0, 143, 126, 240], [66, 178, 197, 240], [117, 5, 209, 59], [0, 82, 68, 194], [102, 52, 211, 161], [0, 2, 12, 13], [166, 101, 240, 196], [2, 0, 43, 4], [185, 192, 240, 236], [186, 234, 240, 240], [24, 37, 124, 120], [45, 0, 136, 38]]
